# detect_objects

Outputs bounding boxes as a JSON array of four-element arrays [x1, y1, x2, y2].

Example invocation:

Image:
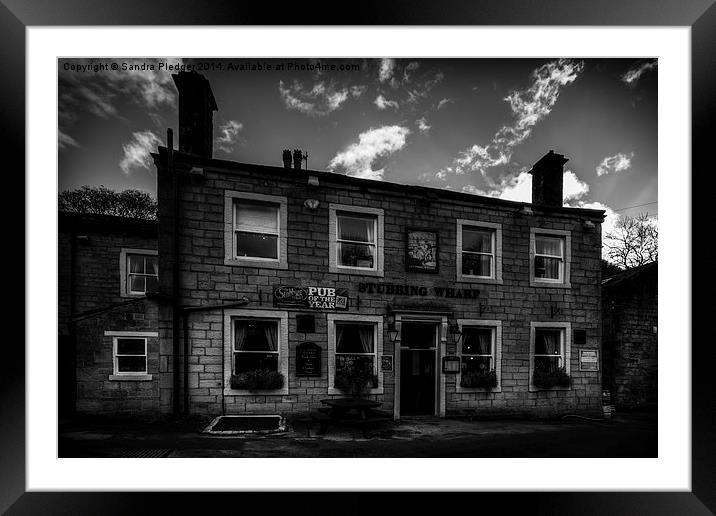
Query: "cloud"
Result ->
[[416, 117, 431, 134], [215, 120, 244, 154], [374, 95, 400, 110], [437, 98, 454, 110], [119, 130, 163, 175], [328, 125, 410, 181], [621, 59, 657, 86], [440, 59, 584, 183], [461, 170, 589, 204], [279, 80, 364, 116], [58, 130, 81, 150], [596, 152, 634, 176], [379, 59, 396, 83], [406, 71, 444, 104], [403, 61, 420, 83]]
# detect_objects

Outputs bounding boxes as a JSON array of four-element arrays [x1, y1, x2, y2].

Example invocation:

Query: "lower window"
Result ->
[[233, 319, 279, 374], [459, 327, 498, 389], [335, 322, 377, 376], [113, 337, 147, 374], [533, 328, 565, 373]]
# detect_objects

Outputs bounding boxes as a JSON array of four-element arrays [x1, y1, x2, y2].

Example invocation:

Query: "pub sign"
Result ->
[[274, 286, 349, 310]]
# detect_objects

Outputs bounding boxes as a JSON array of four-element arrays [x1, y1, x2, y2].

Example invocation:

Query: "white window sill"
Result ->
[[223, 387, 289, 396], [457, 275, 503, 285], [456, 385, 502, 394], [224, 257, 287, 269], [528, 385, 572, 392], [327, 386, 384, 396], [109, 374, 153, 381], [329, 266, 383, 277], [530, 279, 571, 289]]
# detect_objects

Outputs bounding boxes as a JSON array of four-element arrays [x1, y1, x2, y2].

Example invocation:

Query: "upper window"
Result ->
[[234, 200, 280, 260], [224, 191, 288, 269], [530, 228, 571, 288], [456, 220, 502, 283], [119, 248, 158, 297], [329, 204, 384, 276], [337, 213, 377, 269]]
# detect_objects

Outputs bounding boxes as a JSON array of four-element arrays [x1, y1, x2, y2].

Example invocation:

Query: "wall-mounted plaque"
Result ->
[[406, 229, 439, 273], [380, 355, 393, 372], [273, 286, 348, 310], [579, 349, 599, 371], [296, 342, 321, 377], [442, 356, 461, 374]]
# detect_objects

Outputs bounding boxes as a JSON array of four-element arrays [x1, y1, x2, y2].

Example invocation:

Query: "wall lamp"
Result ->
[[447, 318, 463, 346], [386, 306, 399, 343]]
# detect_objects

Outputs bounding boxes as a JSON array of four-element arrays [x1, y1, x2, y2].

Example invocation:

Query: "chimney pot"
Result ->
[[293, 149, 303, 170], [171, 71, 218, 159], [282, 149, 292, 169], [529, 150, 568, 207]]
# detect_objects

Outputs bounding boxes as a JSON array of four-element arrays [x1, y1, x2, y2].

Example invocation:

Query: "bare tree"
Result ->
[[604, 213, 658, 269], [58, 185, 157, 220]]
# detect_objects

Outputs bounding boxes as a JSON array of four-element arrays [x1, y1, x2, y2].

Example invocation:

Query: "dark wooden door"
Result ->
[[400, 322, 437, 415]]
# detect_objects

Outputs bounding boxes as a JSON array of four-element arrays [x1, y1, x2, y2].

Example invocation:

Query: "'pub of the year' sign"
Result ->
[[273, 286, 349, 310], [296, 342, 321, 377]]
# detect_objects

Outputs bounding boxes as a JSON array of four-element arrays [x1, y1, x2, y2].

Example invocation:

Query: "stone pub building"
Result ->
[[63, 71, 607, 420]]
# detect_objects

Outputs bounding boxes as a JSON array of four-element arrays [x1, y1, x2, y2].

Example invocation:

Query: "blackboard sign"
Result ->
[[381, 355, 393, 372], [296, 342, 321, 377], [579, 349, 599, 371]]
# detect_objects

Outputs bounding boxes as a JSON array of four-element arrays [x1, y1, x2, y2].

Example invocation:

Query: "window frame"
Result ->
[[530, 228, 571, 288], [223, 309, 289, 395], [231, 318, 281, 375], [529, 321, 572, 392], [327, 313, 383, 395], [105, 330, 157, 381], [456, 220, 503, 284], [456, 319, 502, 393], [119, 248, 158, 298], [224, 191, 288, 269], [328, 203, 384, 277]]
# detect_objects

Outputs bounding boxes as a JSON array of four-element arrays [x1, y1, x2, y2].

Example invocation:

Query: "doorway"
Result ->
[[399, 322, 438, 415]]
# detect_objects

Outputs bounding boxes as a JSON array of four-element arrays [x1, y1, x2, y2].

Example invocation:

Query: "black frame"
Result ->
[[405, 227, 439, 273], [11, 1, 714, 513]]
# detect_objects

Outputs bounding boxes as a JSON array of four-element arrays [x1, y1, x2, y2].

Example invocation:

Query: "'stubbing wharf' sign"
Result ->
[[358, 282, 480, 299], [273, 286, 348, 310]]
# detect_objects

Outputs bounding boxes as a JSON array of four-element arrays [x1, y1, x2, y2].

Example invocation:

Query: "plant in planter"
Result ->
[[231, 369, 285, 391], [460, 369, 497, 389], [533, 366, 571, 388], [334, 366, 378, 398]]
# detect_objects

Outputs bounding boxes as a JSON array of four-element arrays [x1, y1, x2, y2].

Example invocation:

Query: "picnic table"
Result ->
[[302, 398, 391, 437]]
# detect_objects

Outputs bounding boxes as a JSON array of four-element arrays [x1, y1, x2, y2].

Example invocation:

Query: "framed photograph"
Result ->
[[405, 228, 439, 273], [11, 0, 711, 513]]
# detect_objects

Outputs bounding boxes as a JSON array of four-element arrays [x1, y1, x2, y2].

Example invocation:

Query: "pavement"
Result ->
[[58, 411, 657, 458]]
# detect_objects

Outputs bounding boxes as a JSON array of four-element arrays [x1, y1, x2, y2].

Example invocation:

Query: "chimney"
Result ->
[[282, 149, 292, 169], [292, 149, 303, 170], [529, 150, 568, 207], [171, 71, 218, 159]]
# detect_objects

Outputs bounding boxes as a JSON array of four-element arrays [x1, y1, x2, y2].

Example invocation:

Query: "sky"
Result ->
[[58, 57, 658, 241]]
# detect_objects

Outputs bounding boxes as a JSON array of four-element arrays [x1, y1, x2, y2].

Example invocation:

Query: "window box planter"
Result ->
[[533, 367, 571, 389], [230, 370, 285, 391], [334, 368, 378, 398], [460, 370, 497, 389]]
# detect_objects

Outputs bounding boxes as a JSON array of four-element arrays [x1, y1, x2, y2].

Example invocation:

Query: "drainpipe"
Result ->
[[168, 128, 182, 418]]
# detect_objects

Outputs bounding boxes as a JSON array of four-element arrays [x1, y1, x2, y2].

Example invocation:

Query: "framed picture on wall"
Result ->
[[406, 228, 439, 273]]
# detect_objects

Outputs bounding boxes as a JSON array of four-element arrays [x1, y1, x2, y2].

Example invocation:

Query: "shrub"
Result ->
[[460, 370, 497, 389], [334, 367, 378, 398], [231, 369, 285, 391], [533, 367, 571, 389]]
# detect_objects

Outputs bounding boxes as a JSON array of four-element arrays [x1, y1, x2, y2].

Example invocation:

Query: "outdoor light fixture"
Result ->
[[387, 326, 399, 344], [386, 306, 398, 343], [448, 319, 463, 346], [307, 175, 320, 187], [303, 198, 320, 210]]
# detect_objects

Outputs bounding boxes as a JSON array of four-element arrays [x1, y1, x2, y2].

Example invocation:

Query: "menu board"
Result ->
[[296, 342, 321, 377]]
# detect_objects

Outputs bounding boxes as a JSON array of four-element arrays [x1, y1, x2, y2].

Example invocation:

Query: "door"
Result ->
[[400, 322, 437, 415]]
